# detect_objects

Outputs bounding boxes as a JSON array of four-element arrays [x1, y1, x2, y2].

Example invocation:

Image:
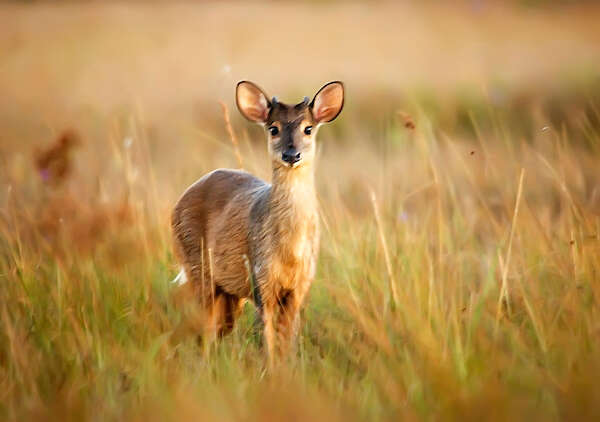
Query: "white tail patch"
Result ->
[[172, 268, 188, 286]]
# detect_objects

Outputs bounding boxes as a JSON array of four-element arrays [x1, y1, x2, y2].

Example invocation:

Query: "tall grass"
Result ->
[[1, 89, 599, 420]]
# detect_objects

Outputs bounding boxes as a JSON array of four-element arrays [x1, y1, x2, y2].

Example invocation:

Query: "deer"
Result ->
[[171, 81, 344, 364]]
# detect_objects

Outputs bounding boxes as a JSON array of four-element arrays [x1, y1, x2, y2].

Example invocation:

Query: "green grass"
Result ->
[[1, 95, 599, 420]]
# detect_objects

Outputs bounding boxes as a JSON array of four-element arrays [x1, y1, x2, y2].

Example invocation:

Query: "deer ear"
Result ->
[[311, 81, 344, 124], [236, 81, 271, 124]]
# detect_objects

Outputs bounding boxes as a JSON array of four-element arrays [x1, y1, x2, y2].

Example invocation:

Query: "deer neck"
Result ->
[[269, 164, 318, 237]]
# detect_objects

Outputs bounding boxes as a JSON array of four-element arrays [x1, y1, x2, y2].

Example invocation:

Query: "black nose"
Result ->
[[282, 149, 301, 164]]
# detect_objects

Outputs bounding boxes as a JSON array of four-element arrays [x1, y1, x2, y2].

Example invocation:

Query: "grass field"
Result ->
[[1, 1, 600, 421]]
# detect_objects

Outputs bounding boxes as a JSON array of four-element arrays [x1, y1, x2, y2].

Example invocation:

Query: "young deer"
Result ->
[[171, 81, 344, 363]]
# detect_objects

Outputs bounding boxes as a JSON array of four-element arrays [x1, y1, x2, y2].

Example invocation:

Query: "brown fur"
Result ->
[[171, 81, 343, 364]]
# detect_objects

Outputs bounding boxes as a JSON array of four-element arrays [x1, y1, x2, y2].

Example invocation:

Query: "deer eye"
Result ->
[[268, 126, 279, 136], [304, 126, 313, 135]]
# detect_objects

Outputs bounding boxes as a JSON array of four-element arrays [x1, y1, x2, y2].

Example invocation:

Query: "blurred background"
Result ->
[[1, 1, 599, 175], [1, 1, 600, 421], [1, 1, 599, 205]]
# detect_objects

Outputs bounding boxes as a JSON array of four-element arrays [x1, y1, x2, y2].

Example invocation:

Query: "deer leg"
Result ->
[[261, 305, 276, 368], [204, 293, 226, 344], [219, 294, 245, 337], [260, 285, 304, 367], [203, 290, 245, 338], [274, 290, 301, 357]]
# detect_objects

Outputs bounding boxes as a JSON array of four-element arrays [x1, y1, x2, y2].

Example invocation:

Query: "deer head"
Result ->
[[236, 81, 344, 169]]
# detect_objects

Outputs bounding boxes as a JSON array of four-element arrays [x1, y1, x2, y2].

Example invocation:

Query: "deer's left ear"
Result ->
[[311, 81, 344, 124]]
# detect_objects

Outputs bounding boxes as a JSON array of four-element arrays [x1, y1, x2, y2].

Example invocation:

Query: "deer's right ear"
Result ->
[[236, 81, 271, 124]]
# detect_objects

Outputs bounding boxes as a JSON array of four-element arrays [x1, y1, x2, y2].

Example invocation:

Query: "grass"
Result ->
[[2, 96, 599, 420], [1, 2, 600, 421]]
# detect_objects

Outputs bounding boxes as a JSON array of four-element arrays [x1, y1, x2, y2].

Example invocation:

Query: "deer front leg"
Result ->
[[261, 304, 276, 368], [259, 288, 300, 367], [274, 290, 302, 358], [259, 280, 310, 367], [259, 292, 299, 368]]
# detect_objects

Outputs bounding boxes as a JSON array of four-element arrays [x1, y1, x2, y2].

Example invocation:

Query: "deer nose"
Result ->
[[282, 149, 301, 165]]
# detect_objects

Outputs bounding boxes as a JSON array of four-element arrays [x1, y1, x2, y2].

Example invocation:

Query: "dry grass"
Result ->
[[1, 1, 600, 421]]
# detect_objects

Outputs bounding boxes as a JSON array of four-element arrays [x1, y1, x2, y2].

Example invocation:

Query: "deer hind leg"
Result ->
[[217, 293, 245, 337], [172, 242, 244, 346], [202, 289, 245, 341]]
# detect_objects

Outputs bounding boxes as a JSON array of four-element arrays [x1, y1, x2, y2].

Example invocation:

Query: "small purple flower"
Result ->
[[39, 168, 50, 182]]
